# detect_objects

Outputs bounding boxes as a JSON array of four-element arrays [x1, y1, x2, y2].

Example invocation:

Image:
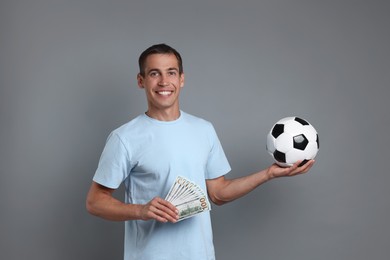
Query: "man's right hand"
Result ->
[[140, 197, 179, 223]]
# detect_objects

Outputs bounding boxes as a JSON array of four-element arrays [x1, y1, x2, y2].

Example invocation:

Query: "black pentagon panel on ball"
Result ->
[[316, 134, 320, 149], [293, 134, 308, 150], [272, 124, 284, 138], [294, 117, 309, 126], [273, 150, 286, 163], [298, 159, 309, 167]]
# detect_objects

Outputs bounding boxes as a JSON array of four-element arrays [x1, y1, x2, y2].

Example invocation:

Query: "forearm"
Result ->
[[86, 193, 142, 221], [86, 182, 179, 223], [86, 182, 143, 221], [208, 160, 314, 205], [208, 169, 271, 205]]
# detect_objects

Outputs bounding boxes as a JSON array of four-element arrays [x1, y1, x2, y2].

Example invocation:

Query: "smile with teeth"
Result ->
[[157, 90, 173, 96]]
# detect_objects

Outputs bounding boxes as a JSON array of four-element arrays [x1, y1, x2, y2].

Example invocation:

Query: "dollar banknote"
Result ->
[[165, 176, 210, 221]]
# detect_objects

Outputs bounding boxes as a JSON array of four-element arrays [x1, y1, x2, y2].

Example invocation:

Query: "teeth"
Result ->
[[158, 91, 172, 96]]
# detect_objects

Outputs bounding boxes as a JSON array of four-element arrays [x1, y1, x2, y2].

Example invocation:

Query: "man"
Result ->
[[86, 43, 314, 260]]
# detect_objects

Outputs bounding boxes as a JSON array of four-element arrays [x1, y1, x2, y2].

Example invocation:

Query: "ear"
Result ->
[[180, 73, 185, 88], [137, 73, 144, 89]]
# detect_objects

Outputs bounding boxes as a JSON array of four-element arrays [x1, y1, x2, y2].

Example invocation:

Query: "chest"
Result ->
[[130, 127, 211, 175]]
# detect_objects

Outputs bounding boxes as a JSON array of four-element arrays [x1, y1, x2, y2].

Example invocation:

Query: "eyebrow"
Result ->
[[147, 67, 179, 73]]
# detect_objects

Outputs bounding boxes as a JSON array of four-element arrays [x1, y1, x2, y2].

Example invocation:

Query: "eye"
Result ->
[[149, 71, 160, 77], [168, 71, 177, 76]]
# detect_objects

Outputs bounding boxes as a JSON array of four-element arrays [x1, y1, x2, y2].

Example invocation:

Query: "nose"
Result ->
[[157, 74, 169, 86]]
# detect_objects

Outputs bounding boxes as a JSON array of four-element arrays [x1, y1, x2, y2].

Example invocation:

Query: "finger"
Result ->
[[143, 204, 173, 223], [293, 159, 314, 174], [298, 159, 309, 167], [149, 208, 175, 223], [151, 198, 179, 222], [286, 161, 300, 175], [301, 159, 315, 173], [299, 159, 314, 169], [156, 198, 179, 213], [153, 198, 179, 216], [155, 208, 179, 223]]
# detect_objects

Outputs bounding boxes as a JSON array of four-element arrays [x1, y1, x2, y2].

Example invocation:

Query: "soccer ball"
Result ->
[[266, 117, 319, 167]]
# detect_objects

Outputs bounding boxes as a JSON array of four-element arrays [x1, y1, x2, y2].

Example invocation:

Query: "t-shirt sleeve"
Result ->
[[93, 132, 132, 189], [205, 125, 231, 180]]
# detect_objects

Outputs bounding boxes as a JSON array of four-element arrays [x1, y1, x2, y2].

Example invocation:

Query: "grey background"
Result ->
[[1, 0, 389, 259]]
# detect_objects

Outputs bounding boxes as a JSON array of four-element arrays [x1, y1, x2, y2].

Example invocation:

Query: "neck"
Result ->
[[145, 109, 181, 122]]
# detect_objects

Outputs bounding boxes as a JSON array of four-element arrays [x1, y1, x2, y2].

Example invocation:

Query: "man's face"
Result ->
[[137, 54, 185, 115]]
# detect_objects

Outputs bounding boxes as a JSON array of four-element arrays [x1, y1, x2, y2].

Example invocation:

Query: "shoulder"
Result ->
[[112, 114, 147, 135], [104, 114, 150, 146], [181, 112, 219, 144], [181, 111, 214, 129]]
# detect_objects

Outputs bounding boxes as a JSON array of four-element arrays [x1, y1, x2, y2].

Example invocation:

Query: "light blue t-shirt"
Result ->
[[93, 111, 231, 260]]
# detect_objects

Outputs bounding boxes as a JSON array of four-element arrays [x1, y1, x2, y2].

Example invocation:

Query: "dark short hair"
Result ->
[[138, 43, 183, 76]]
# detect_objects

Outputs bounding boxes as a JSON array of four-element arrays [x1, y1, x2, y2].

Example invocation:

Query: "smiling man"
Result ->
[[137, 50, 184, 121], [86, 43, 314, 260]]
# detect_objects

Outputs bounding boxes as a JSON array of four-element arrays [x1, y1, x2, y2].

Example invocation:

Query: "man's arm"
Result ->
[[86, 182, 179, 223], [206, 160, 314, 205]]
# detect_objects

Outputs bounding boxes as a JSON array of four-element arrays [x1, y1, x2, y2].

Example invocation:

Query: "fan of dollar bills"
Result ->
[[165, 176, 211, 221]]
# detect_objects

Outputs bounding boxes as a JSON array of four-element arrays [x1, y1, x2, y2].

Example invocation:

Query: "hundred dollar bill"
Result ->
[[165, 176, 197, 204], [176, 196, 210, 221], [165, 176, 211, 221]]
